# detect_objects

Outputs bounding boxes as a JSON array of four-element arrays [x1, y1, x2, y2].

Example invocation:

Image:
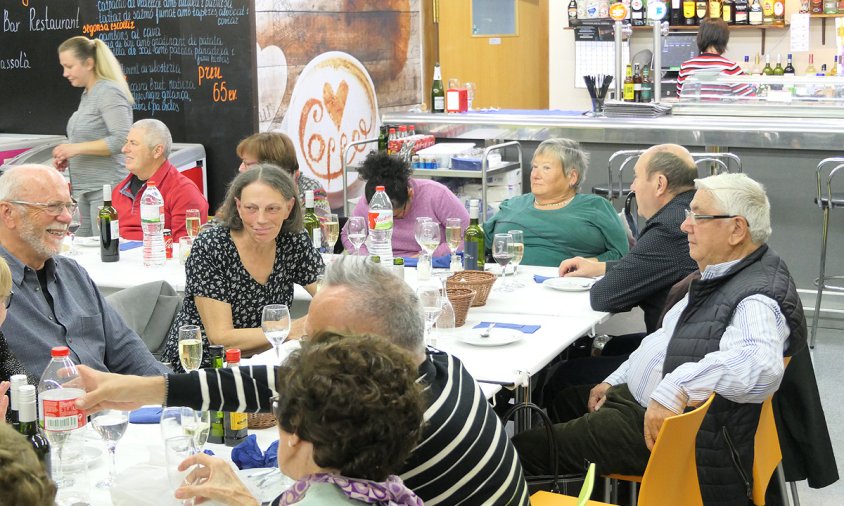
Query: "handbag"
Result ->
[[502, 401, 589, 496]]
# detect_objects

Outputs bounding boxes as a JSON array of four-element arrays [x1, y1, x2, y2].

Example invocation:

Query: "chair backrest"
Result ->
[[638, 394, 715, 506], [606, 149, 646, 202], [815, 157, 844, 209], [690, 152, 742, 175], [577, 463, 596, 506], [751, 356, 791, 505]]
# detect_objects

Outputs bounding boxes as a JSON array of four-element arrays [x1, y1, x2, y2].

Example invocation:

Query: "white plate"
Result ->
[[543, 277, 594, 292], [457, 328, 523, 347], [236, 467, 294, 503], [75, 236, 100, 247]]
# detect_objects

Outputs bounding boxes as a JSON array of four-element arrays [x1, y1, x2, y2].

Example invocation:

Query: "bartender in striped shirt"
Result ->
[[514, 173, 807, 503], [676, 18, 754, 98]]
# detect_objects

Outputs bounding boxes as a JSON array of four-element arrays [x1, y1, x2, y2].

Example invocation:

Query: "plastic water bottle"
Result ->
[[38, 346, 89, 503], [141, 180, 166, 267], [367, 185, 394, 264]]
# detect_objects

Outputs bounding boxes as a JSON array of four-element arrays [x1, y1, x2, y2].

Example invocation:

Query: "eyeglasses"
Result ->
[[7, 200, 78, 216], [684, 209, 739, 224], [2, 291, 12, 309]]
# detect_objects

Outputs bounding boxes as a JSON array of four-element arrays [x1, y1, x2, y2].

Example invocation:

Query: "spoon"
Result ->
[[480, 323, 496, 338]]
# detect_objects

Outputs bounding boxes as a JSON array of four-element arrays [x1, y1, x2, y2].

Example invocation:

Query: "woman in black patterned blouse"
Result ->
[[162, 165, 324, 371]]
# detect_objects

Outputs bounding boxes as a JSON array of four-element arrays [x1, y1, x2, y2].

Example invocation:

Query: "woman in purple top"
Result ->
[[341, 152, 469, 257]]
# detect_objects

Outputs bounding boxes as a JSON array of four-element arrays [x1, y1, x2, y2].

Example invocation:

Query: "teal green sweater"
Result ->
[[484, 193, 629, 267]]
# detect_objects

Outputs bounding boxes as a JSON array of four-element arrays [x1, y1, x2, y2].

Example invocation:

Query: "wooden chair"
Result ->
[[603, 394, 716, 506], [532, 463, 615, 506]]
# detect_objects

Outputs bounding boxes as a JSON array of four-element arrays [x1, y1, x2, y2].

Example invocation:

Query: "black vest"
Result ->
[[663, 245, 806, 505]]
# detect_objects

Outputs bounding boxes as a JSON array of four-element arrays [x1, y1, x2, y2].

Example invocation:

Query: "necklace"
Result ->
[[534, 194, 576, 208]]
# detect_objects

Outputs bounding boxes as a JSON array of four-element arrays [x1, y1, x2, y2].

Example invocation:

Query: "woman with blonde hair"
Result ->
[[0, 255, 35, 422], [53, 36, 134, 236]]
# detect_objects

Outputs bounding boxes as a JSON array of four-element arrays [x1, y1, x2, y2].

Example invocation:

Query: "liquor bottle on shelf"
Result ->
[[671, 0, 684, 24], [749, 0, 763, 25], [784, 54, 796, 75], [773, 0, 785, 23], [683, 0, 697, 24], [773, 55, 785, 75], [735, 0, 750, 23], [812, 0, 824, 13], [633, 64, 643, 102], [431, 63, 445, 114], [762, 55, 773, 75], [696, 0, 708, 22], [463, 200, 484, 271], [762, 0, 774, 24], [641, 66, 653, 102], [623, 64, 635, 102], [710, 0, 722, 19], [829, 56, 839, 77], [569, 0, 578, 24], [99, 184, 119, 263], [819, 64, 828, 76], [723, 0, 735, 23], [805, 53, 817, 75], [632, 0, 646, 25], [824, 0, 838, 14]]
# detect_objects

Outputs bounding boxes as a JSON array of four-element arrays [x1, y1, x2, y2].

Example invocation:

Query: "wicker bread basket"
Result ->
[[446, 288, 476, 327], [247, 412, 277, 430], [446, 271, 496, 306]]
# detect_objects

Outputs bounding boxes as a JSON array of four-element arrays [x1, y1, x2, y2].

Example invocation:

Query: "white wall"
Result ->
[[548, 5, 842, 111]]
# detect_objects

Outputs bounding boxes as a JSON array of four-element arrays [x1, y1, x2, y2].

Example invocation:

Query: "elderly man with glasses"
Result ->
[[515, 173, 809, 503], [0, 164, 169, 379]]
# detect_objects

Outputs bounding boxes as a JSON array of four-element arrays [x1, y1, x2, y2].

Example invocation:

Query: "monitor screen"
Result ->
[[662, 33, 698, 72]]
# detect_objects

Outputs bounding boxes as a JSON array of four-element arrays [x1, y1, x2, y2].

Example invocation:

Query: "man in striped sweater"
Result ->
[[76, 257, 529, 505]]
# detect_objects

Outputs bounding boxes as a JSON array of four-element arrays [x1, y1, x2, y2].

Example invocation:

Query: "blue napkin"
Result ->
[[120, 240, 143, 251], [474, 322, 541, 334], [534, 274, 555, 284], [402, 254, 454, 268], [129, 406, 162, 424], [230, 434, 279, 470]]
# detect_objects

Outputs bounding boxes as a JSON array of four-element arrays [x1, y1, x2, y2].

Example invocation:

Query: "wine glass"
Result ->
[[416, 280, 443, 346], [91, 409, 130, 488], [160, 406, 198, 443], [419, 221, 441, 258], [262, 304, 291, 360], [185, 209, 201, 238], [66, 205, 82, 256], [164, 435, 197, 506], [346, 216, 367, 256], [322, 213, 340, 256], [183, 410, 210, 453], [178, 325, 203, 373], [492, 233, 515, 292], [465, 82, 477, 110], [445, 218, 463, 271], [509, 229, 525, 287], [414, 216, 433, 255]]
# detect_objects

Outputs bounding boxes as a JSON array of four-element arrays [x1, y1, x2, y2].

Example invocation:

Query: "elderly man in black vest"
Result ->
[[514, 173, 807, 504]]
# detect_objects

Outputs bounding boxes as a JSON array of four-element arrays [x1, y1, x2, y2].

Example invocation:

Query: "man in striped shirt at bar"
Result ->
[[76, 256, 529, 505]]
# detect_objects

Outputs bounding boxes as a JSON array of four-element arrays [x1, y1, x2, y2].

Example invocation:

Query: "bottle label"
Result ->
[[464, 241, 479, 270], [141, 205, 163, 223], [111, 220, 119, 237], [684, 1, 695, 17], [774, 1, 784, 13], [433, 97, 445, 110], [311, 227, 322, 248], [229, 412, 247, 430], [42, 398, 85, 431], [367, 210, 393, 230]]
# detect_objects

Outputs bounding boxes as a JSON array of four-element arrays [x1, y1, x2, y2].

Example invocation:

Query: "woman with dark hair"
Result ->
[[237, 132, 330, 215], [676, 18, 753, 97], [340, 151, 469, 257], [161, 164, 324, 371], [173, 333, 425, 506]]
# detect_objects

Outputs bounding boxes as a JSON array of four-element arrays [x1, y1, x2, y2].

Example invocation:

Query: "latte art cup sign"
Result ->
[[284, 52, 380, 209]]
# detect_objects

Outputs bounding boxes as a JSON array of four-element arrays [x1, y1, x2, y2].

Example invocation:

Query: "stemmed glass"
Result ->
[[509, 230, 525, 287], [262, 304, 291, 360], [66, 205, 82, 255], [182, 410, 210, 453], [445, 218, 462, 271], [414, 217, 433, 254], [185, 209, 201, 238], [178, 325, 203, 373], [322, 213, 340, 257], [346, 216, 368, 256], [492, 233, 515, 292], [91, 409, 130, 489], [419, 221, 441, 258], [416, 280, 443, 346], [160, 406, 199, 443]]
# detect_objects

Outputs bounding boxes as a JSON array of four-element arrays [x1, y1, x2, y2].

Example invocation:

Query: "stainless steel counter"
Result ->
[[384, 112, 844, 152]]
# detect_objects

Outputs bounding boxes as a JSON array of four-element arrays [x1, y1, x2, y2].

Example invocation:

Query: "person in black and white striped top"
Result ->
[[76, 257, 530, 506]]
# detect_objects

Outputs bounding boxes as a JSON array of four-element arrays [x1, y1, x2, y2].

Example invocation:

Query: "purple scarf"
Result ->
[[277, 473, 423, 506]]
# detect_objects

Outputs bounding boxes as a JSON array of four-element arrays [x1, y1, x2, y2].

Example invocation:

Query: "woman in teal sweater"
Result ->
[[485, 138, 628, 267]]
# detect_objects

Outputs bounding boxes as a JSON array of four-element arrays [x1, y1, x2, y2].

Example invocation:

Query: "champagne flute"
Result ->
[[509, 229, 525, 287], [66, 205, 82, 256], [419, 220, 441, 258], [492, 233, 515, 292], [183, 410, 210, 453], [445, 218, 463, 271], [416, 280, 443, 346], [414, 216, 433, 255], [346, 216, 367, 256], [185, 209, 201, 238], [91, 409, 130, 488], [262, 304, 291, 360], [322, 213, 340, 255], [178, 325, 203, 373]]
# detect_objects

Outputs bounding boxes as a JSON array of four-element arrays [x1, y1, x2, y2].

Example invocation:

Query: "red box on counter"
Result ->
[[446, 88, 468, 113]]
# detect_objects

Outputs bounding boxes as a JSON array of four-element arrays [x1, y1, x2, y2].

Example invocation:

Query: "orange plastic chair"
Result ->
[[532, 463, 615, 506], [603, 393, 716, 506], [752, 356, 792, 506]]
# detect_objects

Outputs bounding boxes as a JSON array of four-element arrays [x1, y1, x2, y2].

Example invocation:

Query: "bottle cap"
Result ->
[[51, 346, 70, 357], [225, 348, 241, 363], [376, 185, 386, 192], [103, 184, 112, 195], [209, 344, 225, 357], [469, 199, 479, 207], [18, 384, 35, 403], [147, 180, 157, 187]]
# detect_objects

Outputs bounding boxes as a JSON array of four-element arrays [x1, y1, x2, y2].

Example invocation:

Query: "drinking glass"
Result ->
[[183, 410, 210, 453], [322, 213, 340, 254], [416, 280, 443, 346], [414, 216, 433, 255], [346, 216, 368, 256], [178, 325, 203, 373], [262, 304, 291, 360], [448, 77, 461, 89], [509, 230, 525, 287], [91, 409, 130, 489], [445, 218, 463, 271], [160, 406, 198, 444], [185, 209, 201, 238], [164, 435, 197, 506], [419, 221, 441, 258], [465, 82, 477, 110], [492, 233, 515, 292], [66, 205, 82, 256]]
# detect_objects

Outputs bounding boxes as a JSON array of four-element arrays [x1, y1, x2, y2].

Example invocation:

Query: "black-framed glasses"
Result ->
[[7, 200, 78, 217], [684, 209, 739, 224], [2, 291, 13, 309]]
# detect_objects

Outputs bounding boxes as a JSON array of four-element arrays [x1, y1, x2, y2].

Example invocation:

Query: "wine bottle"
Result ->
[[206, 344, 225, 445], [633, 63, 643, 102], [762, 0, 774, 23], [463, 200, 485, 271], [723, 0, 735, 22], [303, 190, 322, 250], [99, 184, 120, 263], [805, 53, 817, 75], [773, 0, 785, 22], [773, 55, 785, 75], [223, 349, 249, 447], [762, 55, 773, 75], [7, 374, 27, 429], [683, 0, 697, 24], [710, 0, 722, 18], [641, 66, 653, 103], [671, 0, 684, 25], [568, 0, 579, 24], [735, 0, 750, 23], [431, 63, 445, 114], [749, 0, 763, 25], [17, 385, 51, 475], [696, 0, 708, 21]]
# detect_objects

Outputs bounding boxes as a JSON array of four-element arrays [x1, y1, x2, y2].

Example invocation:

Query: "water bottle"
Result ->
[[38, 346, 89, 503], [367, 185, 394, 264], [141, 180, 166, 267]]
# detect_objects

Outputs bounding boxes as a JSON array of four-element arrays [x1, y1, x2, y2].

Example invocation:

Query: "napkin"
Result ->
[[120, 240, 143, 251], [129, 406, 162, 424], [534, 274, 555, 284], [402, 254, 454, 268], [474, 322, 541, 334], [231, 434, 279, 470]]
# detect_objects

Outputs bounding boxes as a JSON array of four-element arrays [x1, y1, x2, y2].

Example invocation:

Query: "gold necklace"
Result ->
[[535, 194, 576, 208]]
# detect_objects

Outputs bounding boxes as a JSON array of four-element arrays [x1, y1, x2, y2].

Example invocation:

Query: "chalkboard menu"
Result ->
[[0, 0, 256, 208]]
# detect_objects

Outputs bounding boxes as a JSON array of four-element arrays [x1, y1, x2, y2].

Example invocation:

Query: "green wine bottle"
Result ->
[[207, 345, 225, 444], [463, 200, 485, 271], [99, 184, 120, 262], [431, 63, 445, 113], [303, 190, 322, 251]]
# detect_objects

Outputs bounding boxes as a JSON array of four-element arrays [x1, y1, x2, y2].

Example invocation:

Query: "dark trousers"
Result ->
[[513, 384, 651, 477]]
